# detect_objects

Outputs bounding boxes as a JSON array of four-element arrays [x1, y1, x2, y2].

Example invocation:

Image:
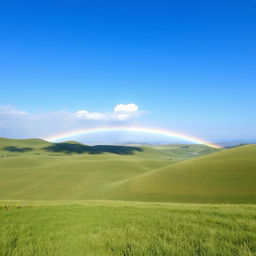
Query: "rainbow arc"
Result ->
[[44, 126, 222, 149]]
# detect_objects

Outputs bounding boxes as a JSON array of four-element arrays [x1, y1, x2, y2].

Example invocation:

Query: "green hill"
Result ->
[[151, 144, 220, 160], [0, 137, 51, 155], [0, 154, 172, 200], [0, 137, 218, 160], [1, 138, 255, 203], [0, 138, 222, 201], [98, 145, 256, 203], [0, 138, 171, 200]]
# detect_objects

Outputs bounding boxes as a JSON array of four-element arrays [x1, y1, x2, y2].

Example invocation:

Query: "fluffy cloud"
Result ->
[[75, 110, 108, 120], [76, 103, 141, 121], [113, 103, 139, 121], [114, 103, 138, 113], [0, 104, 144, 139]]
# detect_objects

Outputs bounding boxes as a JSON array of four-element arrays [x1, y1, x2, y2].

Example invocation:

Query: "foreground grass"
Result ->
[[0, 201, 255, 256]]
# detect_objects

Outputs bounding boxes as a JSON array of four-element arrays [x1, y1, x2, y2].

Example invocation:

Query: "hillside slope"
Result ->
[[95, 145, 256, 203], [0, 153, 171, 200], [2, 138, 254, 203]]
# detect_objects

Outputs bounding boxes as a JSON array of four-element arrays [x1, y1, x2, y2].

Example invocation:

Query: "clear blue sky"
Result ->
[[0, 1, 256, 142]]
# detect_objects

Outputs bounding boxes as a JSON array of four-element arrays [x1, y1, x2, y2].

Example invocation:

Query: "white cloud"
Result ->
[[113, 103, 139, 121], [76, 103, 141, 121], [0, 103, 144, 139], [76, 110, 107, 120], [114, 103, 138, 113]]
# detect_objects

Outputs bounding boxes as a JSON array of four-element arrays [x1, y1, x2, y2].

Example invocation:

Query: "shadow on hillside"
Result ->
[[43, 143, 143, 155], [3, 146, 33, 152]]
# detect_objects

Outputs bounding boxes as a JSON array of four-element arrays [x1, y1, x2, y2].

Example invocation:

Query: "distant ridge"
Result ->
[[0, 137, 48, 143], [0, 137, 220, 158]]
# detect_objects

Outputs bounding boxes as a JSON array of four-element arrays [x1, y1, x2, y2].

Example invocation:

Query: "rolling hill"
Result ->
[[96, 144, 256, 203], [0, 138, 172, 200], [0, 137, 218, 160], [0, 138, 255, 203]]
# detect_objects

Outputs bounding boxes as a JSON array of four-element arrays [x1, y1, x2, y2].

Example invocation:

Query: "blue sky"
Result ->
[[0, 1, 256, 143]]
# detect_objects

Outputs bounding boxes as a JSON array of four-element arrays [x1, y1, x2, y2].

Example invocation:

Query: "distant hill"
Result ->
[[0, 137, 51, 155], [0, 137, 220, 160], [97, 145, 256, 203]]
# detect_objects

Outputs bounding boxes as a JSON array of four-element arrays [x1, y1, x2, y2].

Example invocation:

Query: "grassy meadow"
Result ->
[[0, 201, 256, 256], [0, 138, 256, 255]]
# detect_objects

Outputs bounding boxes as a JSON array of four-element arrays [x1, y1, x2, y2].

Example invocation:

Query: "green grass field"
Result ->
[[0, 138, 255, 255], [0, 201, 256, 256]]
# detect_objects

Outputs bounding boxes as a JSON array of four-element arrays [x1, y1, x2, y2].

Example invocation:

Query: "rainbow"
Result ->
[[44, 126, 223, 149]]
